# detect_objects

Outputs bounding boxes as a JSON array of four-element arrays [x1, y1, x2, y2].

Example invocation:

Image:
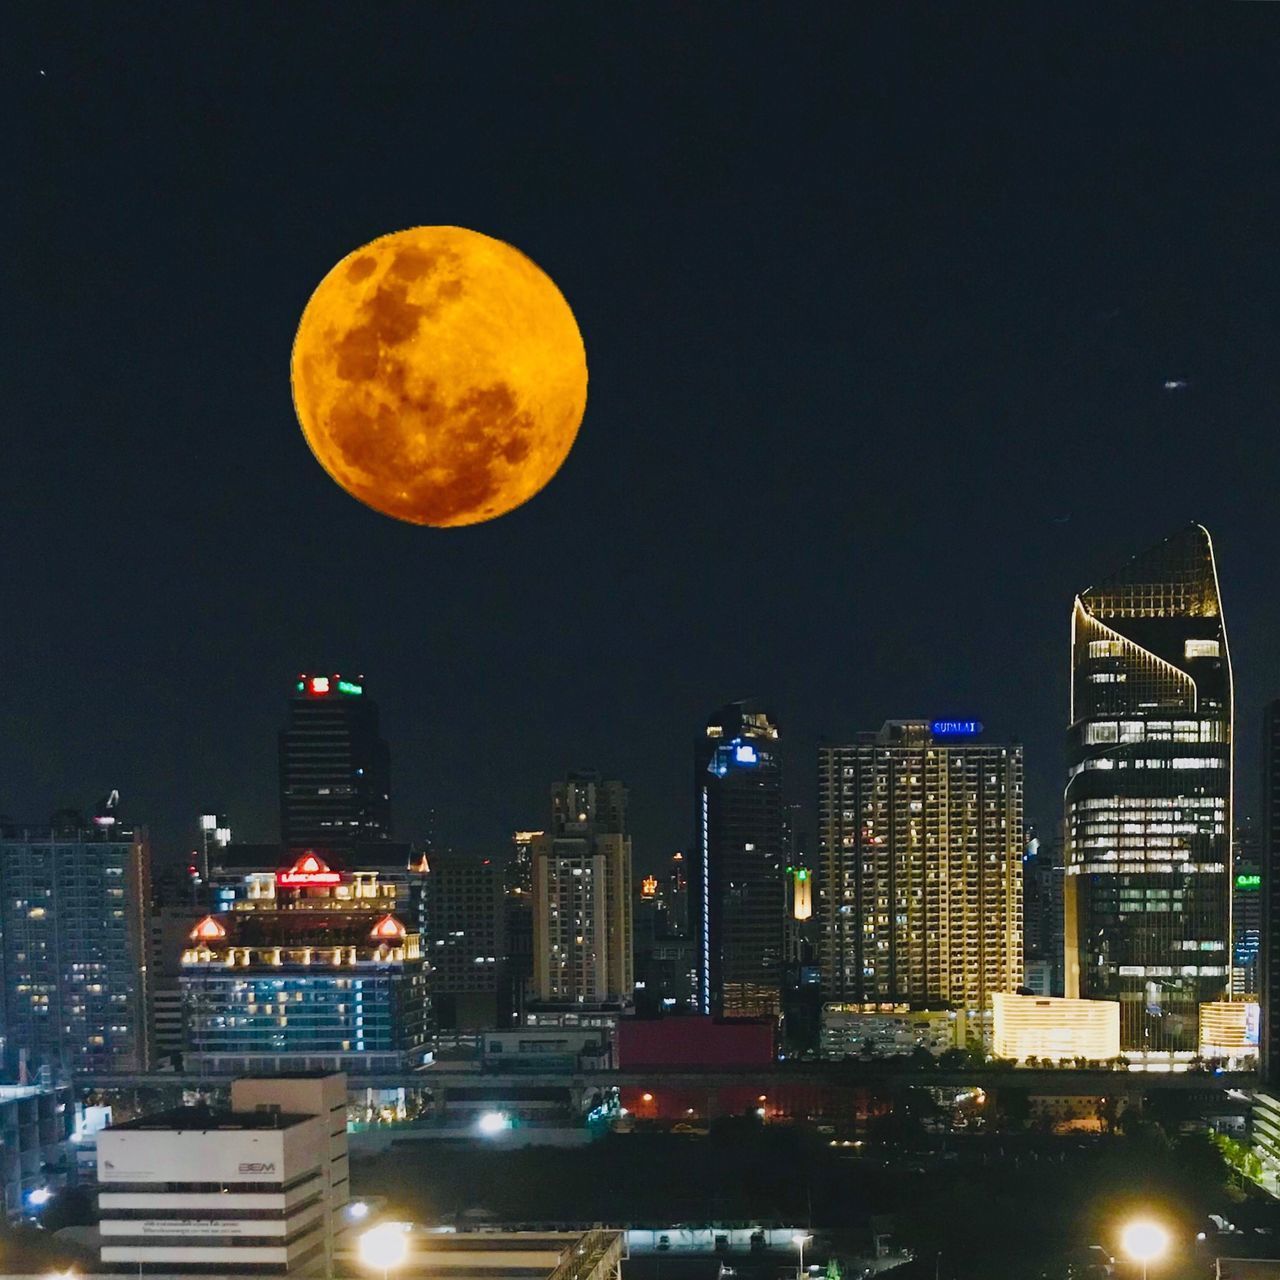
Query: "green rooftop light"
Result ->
[[337, 680, 363, 696]]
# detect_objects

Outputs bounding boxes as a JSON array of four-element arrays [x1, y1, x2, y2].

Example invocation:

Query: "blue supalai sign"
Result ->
[[931, 720, 983, 737]]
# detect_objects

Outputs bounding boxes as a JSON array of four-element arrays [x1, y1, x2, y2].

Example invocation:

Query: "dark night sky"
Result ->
[[7, 7, 1280, 871]]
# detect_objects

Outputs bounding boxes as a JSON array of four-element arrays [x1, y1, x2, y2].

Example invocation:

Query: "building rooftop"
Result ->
[[109, 1105, 313, 1132]]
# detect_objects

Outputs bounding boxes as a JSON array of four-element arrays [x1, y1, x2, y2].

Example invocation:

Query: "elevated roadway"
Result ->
[[75, 1065, 1259, 1096]]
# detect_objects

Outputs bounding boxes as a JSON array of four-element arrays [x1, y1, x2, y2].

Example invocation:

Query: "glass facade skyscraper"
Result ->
[[692, 702, 786, 1017], [1064, 524, 1232, 1057], [279, 674, 391, 855]]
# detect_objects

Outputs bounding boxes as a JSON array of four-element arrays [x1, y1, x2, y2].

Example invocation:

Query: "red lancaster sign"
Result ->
[[276, 852, 342, 887]]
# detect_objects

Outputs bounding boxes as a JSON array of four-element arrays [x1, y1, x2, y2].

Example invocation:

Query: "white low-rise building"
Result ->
[[97, 1072, 347, 1274]]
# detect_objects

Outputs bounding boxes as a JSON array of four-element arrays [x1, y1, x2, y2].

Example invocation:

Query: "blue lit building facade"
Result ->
[[692, 703, 786, 1017], [181, 853, 429, 1075], [1064, 525, 1232, 1058]]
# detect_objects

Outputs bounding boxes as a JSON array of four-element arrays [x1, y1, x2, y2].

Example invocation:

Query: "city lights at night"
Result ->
[[8, 7, 1280, 1280]]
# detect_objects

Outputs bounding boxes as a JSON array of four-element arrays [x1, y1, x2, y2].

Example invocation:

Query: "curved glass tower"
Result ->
[[1065, 524, 1232, 1057]]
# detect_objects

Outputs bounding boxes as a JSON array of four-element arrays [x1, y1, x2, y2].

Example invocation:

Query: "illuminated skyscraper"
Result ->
[[279, 673, 390, 855], [1064, 524, 1232, 1057], [692, 702, 786, 1017], [818, 722, 1023, 1029], [532, 773, 633, 1006]]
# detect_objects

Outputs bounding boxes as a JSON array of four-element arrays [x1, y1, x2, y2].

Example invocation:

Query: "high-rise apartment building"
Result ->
[[532, 773, 633, 1006], [692, 703, 786, 1017], [1263, 702, 1280, 1083], [279, 674, 390, 855], [0, 806, 151, 1078], [1064, 525, 1232, 1057], [818, 721, 1023, 1025]]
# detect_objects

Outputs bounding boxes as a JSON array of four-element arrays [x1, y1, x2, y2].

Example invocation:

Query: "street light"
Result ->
[[792, 1234, 812, 1280], [1121, 1221, 1168, 1280], [476, 1111, 509, 1136], [359, 1223, 409, 1280]]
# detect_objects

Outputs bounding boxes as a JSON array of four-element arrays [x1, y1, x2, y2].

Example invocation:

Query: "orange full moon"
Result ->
[[290, 226, 587, 527]]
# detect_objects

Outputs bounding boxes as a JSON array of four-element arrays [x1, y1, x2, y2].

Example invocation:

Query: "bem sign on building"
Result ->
[[99, 1127, 301, 1185]]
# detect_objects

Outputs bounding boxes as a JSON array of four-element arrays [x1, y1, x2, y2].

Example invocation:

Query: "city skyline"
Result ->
[[9, 10, 1280, 871], [1, 518, 1269, 878]]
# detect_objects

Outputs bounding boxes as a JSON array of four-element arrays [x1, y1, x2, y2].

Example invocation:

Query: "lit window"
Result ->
[[1185, 639, 1220, 660]]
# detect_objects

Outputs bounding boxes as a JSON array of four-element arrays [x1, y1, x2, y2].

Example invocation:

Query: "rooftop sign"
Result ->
[[277, 852, 343, 887], [931, 720, 984, 738]]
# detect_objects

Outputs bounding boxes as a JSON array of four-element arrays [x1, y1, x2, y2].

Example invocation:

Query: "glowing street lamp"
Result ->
[[1121, 1221, 1168, 1280], [359, 1224, 409, 1280], [792, 1234, 812, 1280], [476, 1111, 509, 1136]]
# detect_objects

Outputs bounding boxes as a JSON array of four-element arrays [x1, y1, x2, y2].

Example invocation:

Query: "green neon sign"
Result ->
[[337, 680, 363, 696], [1236, 874, 1261, 890]]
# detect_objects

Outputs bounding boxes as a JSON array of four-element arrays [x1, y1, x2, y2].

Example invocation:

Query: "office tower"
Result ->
[[692, 703, 786, 1017], [819, 721, 1023, 1031], [1022, 830, 1065, 996], [1264, 702, 1280, 1083], [423, 852, 508, 1029], [181, 851, 429, 1073], [279, 673, 391, 855], [0, 803, 151, 1077], [532, 773, 633, 1007], [1233, 819, 1262, 998], [1064, 524, 1232, 1058]]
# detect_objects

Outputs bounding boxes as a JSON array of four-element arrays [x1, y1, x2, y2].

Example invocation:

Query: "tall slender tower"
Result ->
[[1064, 524, 1232, 1059], [692, 702, 786, 1017], [279, 673, 391, 855]]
